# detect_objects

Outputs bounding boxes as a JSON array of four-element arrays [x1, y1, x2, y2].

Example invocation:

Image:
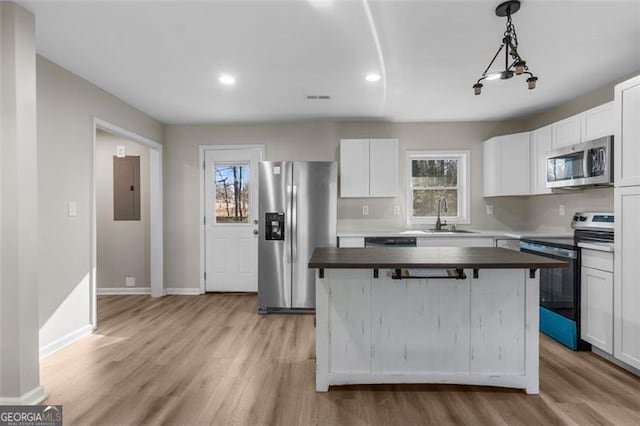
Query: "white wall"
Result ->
[[96, 130, 150, 289], [37, 56, 163, 350], [163, 120, 528, 289]]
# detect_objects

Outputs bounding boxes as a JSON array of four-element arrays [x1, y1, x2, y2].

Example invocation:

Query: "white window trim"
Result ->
[[406, 150, 471, 225]]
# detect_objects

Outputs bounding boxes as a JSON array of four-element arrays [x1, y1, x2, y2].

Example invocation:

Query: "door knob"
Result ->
[[253, 229, 259, 235], [253, 219, 259, 225]]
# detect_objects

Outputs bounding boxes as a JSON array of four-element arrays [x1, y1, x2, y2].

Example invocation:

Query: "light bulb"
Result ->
[[515, 61, 525, 75], [527, 76, 538, 90], [473, 83, 483, 95]]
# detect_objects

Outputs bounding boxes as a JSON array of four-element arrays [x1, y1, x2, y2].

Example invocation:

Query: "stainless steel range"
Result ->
[[520, 212, 614, 350]]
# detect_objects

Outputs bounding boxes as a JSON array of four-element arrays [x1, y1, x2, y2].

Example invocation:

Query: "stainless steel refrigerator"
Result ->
[[258, 161, 337, 313]]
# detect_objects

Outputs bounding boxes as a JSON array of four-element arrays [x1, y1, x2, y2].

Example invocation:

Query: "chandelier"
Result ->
[[473, 0, 538, 95]]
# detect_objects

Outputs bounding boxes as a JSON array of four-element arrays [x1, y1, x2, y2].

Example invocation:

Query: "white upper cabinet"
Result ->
[[340, 139, 370, 197], [552, 115, 582, 149], [582, 101, 614, 141], [369, 139, 399, 197], [530, 125, 553, 195], [482, 137, 500, 197], [552, 101, 615, 150], [482, 132, 531, 197], [615, 75, 640, 187], [340, 139, 398, 198]]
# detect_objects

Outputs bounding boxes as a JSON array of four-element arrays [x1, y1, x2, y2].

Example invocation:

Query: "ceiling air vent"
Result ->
[[305, 95, 331, 100]]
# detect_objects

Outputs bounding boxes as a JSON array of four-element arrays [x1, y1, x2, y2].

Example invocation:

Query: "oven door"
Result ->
[[520, 242, 578, 320]]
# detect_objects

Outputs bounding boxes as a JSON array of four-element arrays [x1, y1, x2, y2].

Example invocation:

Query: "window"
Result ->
[[407, 151, 470, 224], [214, 164, 250, 223]]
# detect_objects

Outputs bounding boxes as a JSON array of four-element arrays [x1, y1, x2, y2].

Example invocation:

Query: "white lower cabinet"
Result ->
[[581, 265, 613, 354], [614, 186, 640, 369], [338, 237, 365, 248]]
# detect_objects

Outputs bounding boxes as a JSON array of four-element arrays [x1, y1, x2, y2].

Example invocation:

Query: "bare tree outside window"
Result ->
[[411, 159, 459, 217], [215, 164, 249, 223]]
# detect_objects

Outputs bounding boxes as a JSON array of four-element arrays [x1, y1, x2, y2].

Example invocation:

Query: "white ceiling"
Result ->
[[19, 0, 640, 124]]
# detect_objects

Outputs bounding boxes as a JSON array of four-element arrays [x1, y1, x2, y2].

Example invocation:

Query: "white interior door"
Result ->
[[204, 147, 262, 291]]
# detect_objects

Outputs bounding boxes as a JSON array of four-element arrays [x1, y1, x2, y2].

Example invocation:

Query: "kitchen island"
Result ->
[[308, 247, 566, 394]]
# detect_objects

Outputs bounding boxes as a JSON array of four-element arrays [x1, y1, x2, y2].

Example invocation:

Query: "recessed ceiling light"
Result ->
[[365, 73, 381, 82], [218, 74, 236, 85]]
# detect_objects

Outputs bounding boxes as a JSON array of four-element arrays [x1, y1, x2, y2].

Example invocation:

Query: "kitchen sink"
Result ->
[[399, 229, 476, 235], [428, 229, 475, 234]]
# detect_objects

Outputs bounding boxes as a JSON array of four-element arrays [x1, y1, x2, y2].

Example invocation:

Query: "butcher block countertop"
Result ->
[[308, 247, 567, 270]]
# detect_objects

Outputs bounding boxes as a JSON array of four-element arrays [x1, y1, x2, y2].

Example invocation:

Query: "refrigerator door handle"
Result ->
[[292, 185, 298, 263], [286, 185, 293, 264]]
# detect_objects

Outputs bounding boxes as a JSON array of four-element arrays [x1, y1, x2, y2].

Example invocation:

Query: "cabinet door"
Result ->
[[530, 125, 553, 195], [581, 266, 613, 354], [369, 139, 399, 197], [482, 138, 500, 197], [582, 102, 614, 142], [552, 114, 581, 149], [340, 139, 370, 197], [614, 186, 640, 369], [499, 132, 531, 196], [615, 76, 640, 187], [338, 237, 365, 248]]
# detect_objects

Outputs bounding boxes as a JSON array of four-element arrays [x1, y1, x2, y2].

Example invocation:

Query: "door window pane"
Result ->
[[215, 164, 249, 223]]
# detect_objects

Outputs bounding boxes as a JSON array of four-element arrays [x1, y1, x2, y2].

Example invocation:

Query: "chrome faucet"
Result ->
[[435, 196, 448, 231]]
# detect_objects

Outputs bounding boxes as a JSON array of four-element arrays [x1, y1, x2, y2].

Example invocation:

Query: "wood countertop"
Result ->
[[308, 247, 567, 269]]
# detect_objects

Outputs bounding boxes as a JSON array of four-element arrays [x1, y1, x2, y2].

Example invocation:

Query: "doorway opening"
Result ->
[[91, 118, 163, 328]]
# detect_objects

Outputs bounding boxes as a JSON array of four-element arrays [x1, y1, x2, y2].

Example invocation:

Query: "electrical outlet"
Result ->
[[392, 205, 400, 215], [486, 205, 494, 215], [125, 276, 136, 287], [68, 201, 77, 217], [559, 205, 566, 216], [362, 205, 369, 216]]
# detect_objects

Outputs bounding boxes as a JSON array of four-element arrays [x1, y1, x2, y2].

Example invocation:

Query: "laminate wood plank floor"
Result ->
[[41, 294, 640, 425]]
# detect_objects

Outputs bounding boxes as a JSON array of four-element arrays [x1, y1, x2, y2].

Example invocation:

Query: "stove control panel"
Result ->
[[572, 212, 615, 230]]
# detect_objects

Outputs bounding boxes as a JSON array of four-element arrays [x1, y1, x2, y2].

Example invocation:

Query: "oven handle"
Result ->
[[520, 242, 577, 259]]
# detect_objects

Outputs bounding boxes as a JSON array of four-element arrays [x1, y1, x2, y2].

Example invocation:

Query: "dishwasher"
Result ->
[[364, 237, 417, 248]]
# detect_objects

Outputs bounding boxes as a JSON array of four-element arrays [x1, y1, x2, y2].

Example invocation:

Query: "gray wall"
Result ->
[[37, 56, 163, 350], [96, 130, 150, 289], [164, 120, 528, 289]]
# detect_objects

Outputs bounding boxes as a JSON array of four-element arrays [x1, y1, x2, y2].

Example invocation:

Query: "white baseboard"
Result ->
[[165, 287, 202, 295], [39, 324, 94, 359], [0, 385, 47, 405], [97, 287, 151, 295]]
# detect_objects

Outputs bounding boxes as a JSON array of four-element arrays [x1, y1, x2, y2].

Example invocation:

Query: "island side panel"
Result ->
[[470, 269, 526, 376], [372, 273, 471, 374], [316, 269, 330, 392], [327, 269, 372, 375], [525, 270, 540, 394]]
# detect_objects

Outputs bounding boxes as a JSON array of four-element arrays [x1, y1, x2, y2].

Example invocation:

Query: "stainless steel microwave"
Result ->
[[546, 136, 613, 189]]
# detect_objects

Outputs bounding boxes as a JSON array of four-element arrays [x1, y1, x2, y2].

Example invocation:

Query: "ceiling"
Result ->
[[19, 0, 640, 124]]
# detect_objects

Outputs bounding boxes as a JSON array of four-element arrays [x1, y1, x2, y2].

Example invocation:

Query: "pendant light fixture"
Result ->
[[473, 0, 538, 95]]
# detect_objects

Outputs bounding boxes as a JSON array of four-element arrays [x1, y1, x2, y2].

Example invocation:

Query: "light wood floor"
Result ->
[[41, 294, 640, 425]]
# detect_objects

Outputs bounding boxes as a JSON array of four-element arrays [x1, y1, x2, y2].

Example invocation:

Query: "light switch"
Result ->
[[362, 205, 369, 216], [116, 145, 126, 158], [392, 205, 400, 215], [486, 205, 494, 215], [559, 205, 566, 216], [68, 201, 78, 217]]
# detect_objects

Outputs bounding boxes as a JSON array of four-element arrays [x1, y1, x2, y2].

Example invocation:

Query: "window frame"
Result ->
[[406, 150, 471, 225]]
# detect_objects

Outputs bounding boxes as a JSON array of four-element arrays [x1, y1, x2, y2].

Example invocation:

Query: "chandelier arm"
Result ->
[[481, 43, 505, 77]]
